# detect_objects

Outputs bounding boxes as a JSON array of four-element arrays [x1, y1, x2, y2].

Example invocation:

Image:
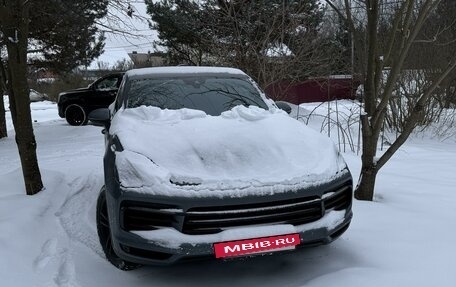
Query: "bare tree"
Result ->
[[326, 0, 456, 201], [0, 1, 43, 194], [220, 1, 345, 89]]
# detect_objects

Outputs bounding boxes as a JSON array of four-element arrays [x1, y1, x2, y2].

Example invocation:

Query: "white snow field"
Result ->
[[1, 97, 456, 287]]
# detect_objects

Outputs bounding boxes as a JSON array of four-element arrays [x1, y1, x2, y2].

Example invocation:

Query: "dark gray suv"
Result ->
[[89, 67, 353, 270]]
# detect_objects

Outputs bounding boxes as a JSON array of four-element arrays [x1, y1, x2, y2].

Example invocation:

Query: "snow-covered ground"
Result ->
[[1, 97, 455, 287]]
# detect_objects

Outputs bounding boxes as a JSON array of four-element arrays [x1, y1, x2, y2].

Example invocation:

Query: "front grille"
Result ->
[[183, 196, 322, 235], [120, 244, 173, 260], [121, 201, 177, 231], [323, 185, 352, 211], [121, 180, 353, 235]]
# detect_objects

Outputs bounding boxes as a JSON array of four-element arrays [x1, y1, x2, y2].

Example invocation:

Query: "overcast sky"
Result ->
[[90, 1, 158, 68]]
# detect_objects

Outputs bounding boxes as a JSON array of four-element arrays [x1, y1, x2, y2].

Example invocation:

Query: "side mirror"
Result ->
[[89, 108, 110, 127], [275, 101, 292, 114]]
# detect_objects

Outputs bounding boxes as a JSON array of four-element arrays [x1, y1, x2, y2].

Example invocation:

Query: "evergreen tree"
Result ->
[[28, 0, 108, 72], [146, 0, 211, 65], [147, 0, 331, 86]]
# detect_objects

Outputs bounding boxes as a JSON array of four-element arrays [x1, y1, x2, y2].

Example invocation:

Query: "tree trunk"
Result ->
[[355, 162, 378, 201], [0, 57, 7, 139], [3, 2, 43, 195], [355, 112, 381, 201], [0, 95, 6, 138]]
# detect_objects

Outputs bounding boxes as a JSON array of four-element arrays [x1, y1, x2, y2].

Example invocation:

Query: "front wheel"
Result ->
[[65, 104, 88, 126], [96, 186, 141, 271]]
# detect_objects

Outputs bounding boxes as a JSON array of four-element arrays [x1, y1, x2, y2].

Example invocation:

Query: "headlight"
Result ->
[[115, 150, 169, 189], [336, 151, 350, 174]]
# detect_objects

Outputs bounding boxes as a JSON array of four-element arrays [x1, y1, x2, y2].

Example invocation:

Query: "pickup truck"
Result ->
[[57, 73, 124, 125]]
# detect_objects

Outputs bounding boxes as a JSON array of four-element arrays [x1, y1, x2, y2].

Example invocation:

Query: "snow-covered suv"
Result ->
[[89, 67, 353, 270]]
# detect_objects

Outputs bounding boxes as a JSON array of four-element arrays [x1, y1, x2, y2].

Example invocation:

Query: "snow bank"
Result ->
[[110, 105, 348, 197], [3, 96, 58, 131]]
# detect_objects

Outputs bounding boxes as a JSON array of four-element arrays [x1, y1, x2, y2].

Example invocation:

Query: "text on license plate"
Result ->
[[213, 233, 300, 258]]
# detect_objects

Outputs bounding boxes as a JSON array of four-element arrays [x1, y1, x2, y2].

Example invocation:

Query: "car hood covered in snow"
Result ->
[[109, 105, 348, 197]]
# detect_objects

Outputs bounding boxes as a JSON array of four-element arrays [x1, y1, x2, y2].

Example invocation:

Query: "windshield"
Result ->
[[125, 76, 268, 116]]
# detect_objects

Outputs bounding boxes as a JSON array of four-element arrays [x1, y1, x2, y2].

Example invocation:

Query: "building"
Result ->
[[127, 51, 165, 68]]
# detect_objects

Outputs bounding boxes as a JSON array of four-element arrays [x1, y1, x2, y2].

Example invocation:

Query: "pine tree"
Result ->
[[147, 0, 330, 86]]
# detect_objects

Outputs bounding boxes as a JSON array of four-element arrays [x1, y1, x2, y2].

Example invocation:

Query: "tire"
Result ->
[[96, 186, 142, 271], [64, 104, 88, 126]]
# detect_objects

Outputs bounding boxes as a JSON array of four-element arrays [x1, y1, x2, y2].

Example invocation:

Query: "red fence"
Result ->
[[265, 76, 361, 104]]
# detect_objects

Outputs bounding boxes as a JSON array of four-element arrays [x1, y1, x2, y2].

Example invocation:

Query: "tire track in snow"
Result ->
[[34, 238, 58, 270], [33, 244, 81, 287], [55, 174, 105, 258], [53, 248, 79, 287]]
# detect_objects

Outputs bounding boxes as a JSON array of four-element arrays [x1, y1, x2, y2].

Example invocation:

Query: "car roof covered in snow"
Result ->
[[125, 66, 247, 80]]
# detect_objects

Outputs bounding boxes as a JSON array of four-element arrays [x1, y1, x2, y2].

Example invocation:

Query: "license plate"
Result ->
[[213, 233, 300, 258]]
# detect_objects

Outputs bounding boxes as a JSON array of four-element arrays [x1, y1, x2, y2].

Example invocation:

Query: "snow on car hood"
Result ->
[[110, 105, 348, 197]]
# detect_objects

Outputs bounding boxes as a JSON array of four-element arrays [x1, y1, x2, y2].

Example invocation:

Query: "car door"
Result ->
[[91, 74, 123, 108]]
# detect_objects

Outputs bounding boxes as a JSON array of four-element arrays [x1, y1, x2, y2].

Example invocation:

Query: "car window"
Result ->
[[125, 76, 268, 116], [115, 78, 126, 111], [96, 76, 119, 91]]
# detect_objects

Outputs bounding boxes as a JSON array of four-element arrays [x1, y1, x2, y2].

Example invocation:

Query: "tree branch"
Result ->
[[324, 0, 348, 24], [372, 0, 440, 131], [376, 57, 456, 170], [384, 0, 408, 64]]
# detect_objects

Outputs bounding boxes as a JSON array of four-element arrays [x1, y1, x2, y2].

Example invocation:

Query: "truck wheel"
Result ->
[[65, 104, 87, 126], [96, 186, 142, 271]]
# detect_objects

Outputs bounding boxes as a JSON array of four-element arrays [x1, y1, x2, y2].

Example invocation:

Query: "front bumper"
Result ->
[[57, 104, 65, 118], [106, 173, 353, 265]]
